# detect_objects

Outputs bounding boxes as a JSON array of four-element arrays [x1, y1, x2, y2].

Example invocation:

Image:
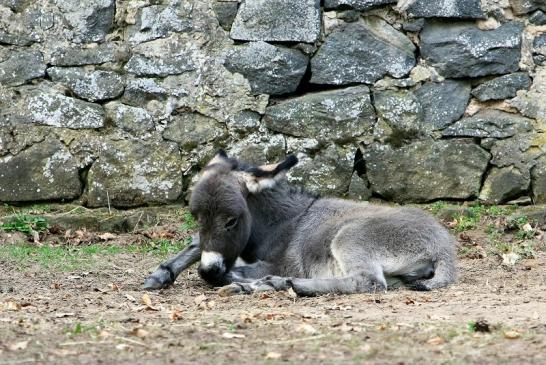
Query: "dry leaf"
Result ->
[[296, 323, 318, 335], [504, 330, 521, 339], [125, 294, 137, 302], [55, 312, 75, 318], [129, 328, 149, 338], [170, 309, 183, 321], [141, 293, 152, 306], [222, 332, 245, 339], [98, 330, 111, 339], [502, 252, 520, 266], [427, 337, 446, 345], [8, 341, 29, 351], [98, 232, 117, 241], [194, 294, 206, 306], [265, 352, 282, 360], [5, 301, 21, 311], [109, 283, 120, 291], [141, 293, 159, 311]]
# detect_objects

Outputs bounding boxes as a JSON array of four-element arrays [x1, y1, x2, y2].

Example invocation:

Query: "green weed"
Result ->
[[180, 211, 199, 231], [0, 239, 191, 271], [0, 214, 49, 234]]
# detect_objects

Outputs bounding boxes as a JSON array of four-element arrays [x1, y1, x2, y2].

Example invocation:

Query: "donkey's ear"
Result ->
[[206, 149, 229, 167], [237, 155, 298, 193]]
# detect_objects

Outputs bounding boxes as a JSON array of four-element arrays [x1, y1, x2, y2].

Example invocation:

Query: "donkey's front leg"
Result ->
[[217, 261, 283, 296], [143, 234, 201, 290]]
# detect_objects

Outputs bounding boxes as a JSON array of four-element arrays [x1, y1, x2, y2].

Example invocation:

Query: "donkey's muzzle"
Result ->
[[198, 263, 226, 286]]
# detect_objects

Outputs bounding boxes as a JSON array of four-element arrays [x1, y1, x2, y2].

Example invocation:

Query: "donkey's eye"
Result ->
[[225, 217, 238, 230]]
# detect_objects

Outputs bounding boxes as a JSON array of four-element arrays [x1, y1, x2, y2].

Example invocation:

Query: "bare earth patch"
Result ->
[[1, 204, 545, 364]]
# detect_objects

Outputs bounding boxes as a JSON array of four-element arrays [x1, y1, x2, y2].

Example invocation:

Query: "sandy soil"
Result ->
[[1, 208, 546, 365]]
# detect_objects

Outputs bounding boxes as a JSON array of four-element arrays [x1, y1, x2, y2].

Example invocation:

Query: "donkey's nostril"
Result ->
[[198, 263, 226, 285]]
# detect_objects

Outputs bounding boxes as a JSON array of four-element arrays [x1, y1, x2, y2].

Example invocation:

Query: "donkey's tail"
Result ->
[[405, 255, 457, 291]]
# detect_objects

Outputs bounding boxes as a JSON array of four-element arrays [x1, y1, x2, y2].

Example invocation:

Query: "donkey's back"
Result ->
[[280, 198, 457, 293]]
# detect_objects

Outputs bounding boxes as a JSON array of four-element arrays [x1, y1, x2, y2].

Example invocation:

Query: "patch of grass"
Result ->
[[0, 214, 49, 234], [180, 211, 199, 231], [429, 201, 448, 213], [452, 214, 480, 232], [0, 239, 191, 271], [64, 322, 101, 338]]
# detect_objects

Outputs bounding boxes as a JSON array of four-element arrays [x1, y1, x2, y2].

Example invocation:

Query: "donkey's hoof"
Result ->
[[218, 283, 245, 297], [142, 268, 173, 290]]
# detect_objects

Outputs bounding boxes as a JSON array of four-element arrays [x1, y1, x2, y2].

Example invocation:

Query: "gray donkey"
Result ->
[[143, 151, 457, 296]]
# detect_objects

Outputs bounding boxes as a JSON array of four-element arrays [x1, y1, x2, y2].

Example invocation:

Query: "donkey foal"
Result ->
[[144, 151, 457, 296]]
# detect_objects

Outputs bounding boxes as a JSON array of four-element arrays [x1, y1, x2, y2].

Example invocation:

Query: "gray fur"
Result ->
[[144, 152, 457, 296]]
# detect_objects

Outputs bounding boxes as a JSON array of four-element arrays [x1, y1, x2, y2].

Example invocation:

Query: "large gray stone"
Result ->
[[406, 0, 485, 19], [226, 132, 286, 165], [479, 166, 530, 203], [264, 86, 375, 143], [124, 36, 197, 77], [86, 140, 187, 208], [0, 0, 28, 12], [490, 132, 546, 171], [50, 43, 122, 66], [0, 130, 11, 156], [348, 172, 372, 201], [324, 0, 396, 11], [0, 138, 81, 202], [373, 89, 428, 140], [530, 10, 546, 25], [0, 50, 45, 87], [365, 140, 491, 202], [213, 0, 239, 31], [442, 110, 533, 138], [227, 110, 261, 134], [533, 34, 546, 65], [508, 67, 546, 122], [414, 80, 470, 129], [163, 113, 227, 150], [104, 102, 154, 135], [121, 78, 168, 107], [311, 18, 416, 85], [421, 21, 523, 78], [230, 0, 321, 43], [55, 0, 115, 43], [532, 155, 546, 203], [2, 87, 105, 129], [0, 31, 36, 46], [224, 42, 308, 95], [510, 0, 546, 15], [47, 67, 125, 102], [127, 4, 193, 44], [471, 72, 532, 101], [287, 144, 354, 196]]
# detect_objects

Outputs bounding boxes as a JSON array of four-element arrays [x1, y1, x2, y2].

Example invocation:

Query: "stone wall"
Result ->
[[0, 0, 545, 207]]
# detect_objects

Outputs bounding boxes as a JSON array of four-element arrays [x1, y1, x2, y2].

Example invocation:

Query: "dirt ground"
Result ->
[[1, 204, 545, 365]]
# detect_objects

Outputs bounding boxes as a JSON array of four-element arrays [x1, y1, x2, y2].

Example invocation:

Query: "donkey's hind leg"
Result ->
[[219, 269, 387, 297], [404, 256, 457, 291], [143, 234, 201, 290]]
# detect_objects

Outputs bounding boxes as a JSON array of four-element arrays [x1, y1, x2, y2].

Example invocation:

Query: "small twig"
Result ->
[[115, 336, 149, 348], [265, 334, 326, 345], [106, 190, 111, 214], [132, 211, 144, 233], [0, 359, 37, 365], [58, 341, 108, 347], [58, 206, 91, 216]]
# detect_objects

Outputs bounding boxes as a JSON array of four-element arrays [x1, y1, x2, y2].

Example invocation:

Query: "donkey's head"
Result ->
[[189, 150, 298, 285]]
